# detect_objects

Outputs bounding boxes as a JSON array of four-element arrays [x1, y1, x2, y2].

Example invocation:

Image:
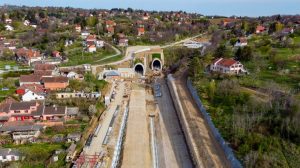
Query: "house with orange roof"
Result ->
[[137, 27, 145, 36], [256, 25, 266, 34], [16, 48, 42, 65], [210, 58, 247, 74]]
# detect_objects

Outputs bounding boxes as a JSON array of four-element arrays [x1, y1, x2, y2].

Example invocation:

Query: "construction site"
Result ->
[[73, 47, 238, 168]]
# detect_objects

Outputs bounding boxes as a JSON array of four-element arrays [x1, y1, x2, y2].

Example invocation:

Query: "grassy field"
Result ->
[[61, 40, 117, 66], [2, 143, 68, 168]]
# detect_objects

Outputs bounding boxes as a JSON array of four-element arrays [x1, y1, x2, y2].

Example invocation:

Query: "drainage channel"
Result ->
[[149, 114, 158, 168]]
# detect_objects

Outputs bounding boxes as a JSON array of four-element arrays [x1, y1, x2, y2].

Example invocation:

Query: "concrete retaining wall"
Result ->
[[166, 74, 204, 168]]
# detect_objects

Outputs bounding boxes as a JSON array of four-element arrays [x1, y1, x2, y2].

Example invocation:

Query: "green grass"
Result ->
[[61, 48, 115, 66], [152, 53, 161, 59], [3, 143, 67, 168], [0, 60, 17, 69], [293, 36, 300, 45]]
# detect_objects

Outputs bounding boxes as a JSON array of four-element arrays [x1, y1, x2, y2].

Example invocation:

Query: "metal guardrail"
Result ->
[[111, 106, 129, 168], [187, 79, 242, 168]]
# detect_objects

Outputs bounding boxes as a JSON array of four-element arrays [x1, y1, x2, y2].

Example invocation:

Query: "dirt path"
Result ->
[[175, 73, 230, 168], [121, 85, 151, 168]]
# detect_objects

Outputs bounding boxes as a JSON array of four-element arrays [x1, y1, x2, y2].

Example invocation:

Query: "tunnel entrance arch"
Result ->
[[152, 58, 162, 70], [134, 63, 145, 76]]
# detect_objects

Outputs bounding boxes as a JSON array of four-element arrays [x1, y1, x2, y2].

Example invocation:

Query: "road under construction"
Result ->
[[74, 38, 236, 168]]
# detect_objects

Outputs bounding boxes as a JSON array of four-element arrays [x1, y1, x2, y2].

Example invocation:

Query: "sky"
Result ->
[[1, 0, 300, 17]]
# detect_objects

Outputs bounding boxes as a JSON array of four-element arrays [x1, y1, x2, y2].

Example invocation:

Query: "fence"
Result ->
[[110, 106, 129, 168], [187, 79, 242, 168]]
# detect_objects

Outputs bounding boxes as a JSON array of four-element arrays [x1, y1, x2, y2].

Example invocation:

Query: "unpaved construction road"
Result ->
[[156, 78, 194, 168], [175, 73, 230, 168], [121, 84, 151, 168]]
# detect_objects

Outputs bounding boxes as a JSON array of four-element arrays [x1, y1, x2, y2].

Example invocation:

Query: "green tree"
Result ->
[[87, 16, 98, 27], [235, 46, 253, 61], [214, 44, 229, 58]]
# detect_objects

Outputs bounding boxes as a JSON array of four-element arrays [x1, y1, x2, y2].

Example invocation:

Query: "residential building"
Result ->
[[19, 75, 42, 86], [210, 58, 247, 74], [75, 25, 82, 32], [5, 25, 14, 31], [16, 84, 45, 95], [55, 92, 101, 99], [256, 25, 266, 34], [118, 38, 128, 47], [67, 133, 82, 142], [235, 37, 248, 47], [22, 90, 45, 102], [0, 148, 21, 162], [87, 45, 97, 53], [42, 76, 69, 90], [16, 48, 42, 65], [52, 51, 61, 57], [137, 27, 145, 36]]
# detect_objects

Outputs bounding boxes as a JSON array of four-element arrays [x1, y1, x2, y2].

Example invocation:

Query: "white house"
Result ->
[[96, 40, 104, 48], [235, 37, 248, 47], [210, 58, 247, 74], [5, 25, 14, 31], [22, 90, 45, 102], [81, 31, 90, 39], [23, 20, 30, 26], [87, 45, 96, 53], [0, 149, 21, 162]]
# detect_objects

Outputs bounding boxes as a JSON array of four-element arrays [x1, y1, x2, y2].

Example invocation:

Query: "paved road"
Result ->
[[121, 85, 151, 168], [161, 34, 203, 49], [156, 78, 194, 168], [83, 82, 125, 163], [175, 73, 230, 168]]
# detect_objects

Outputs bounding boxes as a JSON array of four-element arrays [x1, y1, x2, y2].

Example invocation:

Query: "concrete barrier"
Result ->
[[167, 74, 204, 168]]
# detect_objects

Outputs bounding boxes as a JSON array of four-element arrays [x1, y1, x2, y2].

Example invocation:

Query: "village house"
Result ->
[[55, 92, 101, 99], [0, 148, 22, 162], [22, 90, 45, 102], [81, 31, 90, 39], [75, 25, 82, 32], [105, 20, 116, 35], [137, 27, 145, 36], [65, 143, 76, 162], [5, 18, 12, 24], [52, 51, 61, 58], [16, 48, 42, 65], [210, 58, 247, 75], [16, 84, 45, 95], [34, 63, 60, 77], [142, 13, 150, 20], [42, 76, 69, 90], [19, 75, 42, 86], [87, 45, 97, 53], [5, 25, 14, 31], [256, 25, 266, 34], [0, 101, 39, 122], [67, 133, 82, 142], [118, 38, 129, 47], [235, 37, 248, 47], [0, 121, 44, 141]]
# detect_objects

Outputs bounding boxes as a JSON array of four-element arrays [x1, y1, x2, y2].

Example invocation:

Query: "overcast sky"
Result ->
[[1, 0, 300, 17]]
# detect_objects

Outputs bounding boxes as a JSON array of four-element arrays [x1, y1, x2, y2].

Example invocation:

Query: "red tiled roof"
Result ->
[[138, 27, 145, 33], [256, 25, 265, 32], [42, 76, 68, 83], [105, 20, 115, 25], [34, 64, 56, 71], [218, 58, 238, 67], [16, 48, 41, 58], [18, 84, 45, 94], [20, 75, 42, 83], [107, 27, 114, 33]]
